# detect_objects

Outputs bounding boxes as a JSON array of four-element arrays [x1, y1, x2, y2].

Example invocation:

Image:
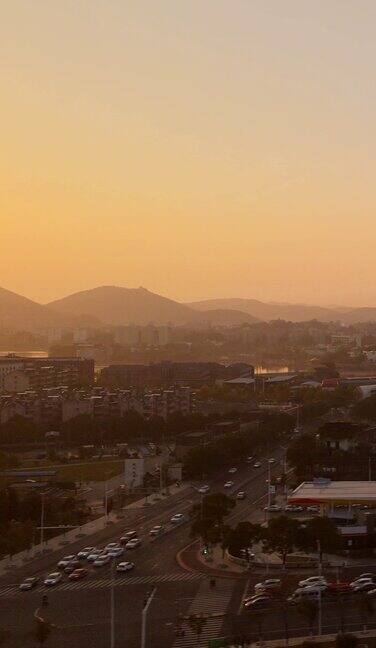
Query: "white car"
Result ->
[[116, 561, 135, 573], [228, 467, 237, 474], [105, 542, 121, 551], [120, 531, 137, 544], [87, 549, 105, 562], [264, 504, 282, 512], [94, 554, 111, 567], [255, 579, 281, 592], [268, 458, 276, 464], [253, 462, 262, 468], [125, 538, 141, 549], [298, 576, 327, 588], [171, 513, 185, 524], [236, 491, 246, 500], [77, 547, 95, 559], [107, 547, 124, 558], [350, 577, 375, 589], [150, 525, 164, 536], [198, 485, 210, 494], [224, 481, 234, 488], [44, 572, 62, 586], [57, 555, 75, 568]]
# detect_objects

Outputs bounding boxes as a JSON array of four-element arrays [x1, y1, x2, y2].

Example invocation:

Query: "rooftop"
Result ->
[[289, 480, 376, 504]]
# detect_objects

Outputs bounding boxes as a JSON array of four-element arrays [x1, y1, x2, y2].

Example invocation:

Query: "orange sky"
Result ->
[[2, 1, 376, 306]]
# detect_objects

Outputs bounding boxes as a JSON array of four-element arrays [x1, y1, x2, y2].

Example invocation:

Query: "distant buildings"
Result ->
[[0, 356, 94, 393], [100, 361, 253, 388], [0, 385, 194, 427], [113, 325, 171, 347]]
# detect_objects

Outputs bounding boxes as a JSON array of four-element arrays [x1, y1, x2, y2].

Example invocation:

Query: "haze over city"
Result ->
[[2, 1, 376, 306], [5, 4, 376, 648]]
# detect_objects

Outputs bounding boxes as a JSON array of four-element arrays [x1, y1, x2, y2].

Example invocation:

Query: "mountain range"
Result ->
[[2, 284, 376, 330]]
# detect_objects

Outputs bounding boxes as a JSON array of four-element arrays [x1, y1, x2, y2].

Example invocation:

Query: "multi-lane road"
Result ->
[[4, 446, 373, 648]]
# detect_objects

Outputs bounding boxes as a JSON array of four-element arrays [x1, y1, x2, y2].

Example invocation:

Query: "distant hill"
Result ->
[[0, 286, 64, 330], [187, 298, 342, 323], [340, 308, 376, 324], [47, 286, 259, 326]]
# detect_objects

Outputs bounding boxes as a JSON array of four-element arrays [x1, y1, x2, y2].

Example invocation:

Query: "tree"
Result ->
[[263, 515, 300, 566], [187, 614, 207, 646], [335, 634, 358, 648], [299, 517, 340, 567], [227, 521, 262, 558], [190, 493, 235, 545], [357, 594, 374, 631], [34, 619, 51, 645], [296, 599, 318, 637]]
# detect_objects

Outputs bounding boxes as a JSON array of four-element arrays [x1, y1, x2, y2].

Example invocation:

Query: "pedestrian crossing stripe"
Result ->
[[172, 581, 234, 648], [0, 571, 202, 597]]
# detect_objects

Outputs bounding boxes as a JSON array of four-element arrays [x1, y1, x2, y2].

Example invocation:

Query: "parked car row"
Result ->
[[243, 573, 376, 609]]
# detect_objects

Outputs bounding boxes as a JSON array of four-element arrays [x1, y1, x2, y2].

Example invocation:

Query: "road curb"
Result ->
[[176, 542, 246, 580]]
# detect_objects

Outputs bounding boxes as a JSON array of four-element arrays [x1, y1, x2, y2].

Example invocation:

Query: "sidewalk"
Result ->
[[0, 482, 191, 576]]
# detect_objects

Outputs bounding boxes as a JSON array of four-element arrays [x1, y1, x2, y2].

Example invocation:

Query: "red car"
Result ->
[[68, 568, 88, 581], [327, 582, 351, 595]]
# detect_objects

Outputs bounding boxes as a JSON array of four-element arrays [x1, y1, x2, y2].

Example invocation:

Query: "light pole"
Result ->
[[110, 559, 115, 648], [40, 493, 45, 551], [141, 587, 156, 648]]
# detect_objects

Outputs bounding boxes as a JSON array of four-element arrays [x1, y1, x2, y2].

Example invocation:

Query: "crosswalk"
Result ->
[[0, 571, 202, 598], [173, 580, 234, 648]]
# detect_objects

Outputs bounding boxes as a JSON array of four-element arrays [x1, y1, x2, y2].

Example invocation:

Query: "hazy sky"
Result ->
[[2, 1, 376, 306]]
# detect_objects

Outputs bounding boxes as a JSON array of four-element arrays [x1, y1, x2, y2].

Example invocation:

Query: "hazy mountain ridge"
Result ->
[[2, 285, 376, 330], [47, 286, 260, 326], [186, 297, 343, 323]]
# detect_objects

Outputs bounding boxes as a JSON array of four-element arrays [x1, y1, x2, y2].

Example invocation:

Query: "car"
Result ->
[[228, 467, 237, 474], [268, 458, 276, 464], [57, 555, 76, 568], [224, 481, 234, 488], [125, 538, 141, 549], [327, 582, 352, 596], [253, 462, 261, 468], [244, 595, 272, 609], [171, 513, 185, 524], [19, 576, 39, 591], [105, 542, 121, 551], [198, 485, 210, 494], [358, 573, 376, 580], [120, 531, 137, 544], [116, 561, 135, 573], [264, 504, 282, 512], [255, 579, 281, 593], [350, 577, 375, 589], [150, 525, 164, 536], [367, 588, 376, 598], [306, 506, 319, 513], [68, 568, 88, 581], [352, 582, 376, 594], [107, 547, 124, 558], [44, 572, 63, 586], [64, 559, 81, 573], [93, 554, 111, 567], [288, 588, 322, 604], [77, 547, 96, 559], [87, 549, 105, 562], [246, 455, 255, 463], [236, 491, 246, 500], [299, 576, 327, 588]]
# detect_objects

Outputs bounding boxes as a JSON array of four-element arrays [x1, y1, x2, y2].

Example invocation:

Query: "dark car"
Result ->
[[64, 559, 81, 573], [19, 576, 39, 591]]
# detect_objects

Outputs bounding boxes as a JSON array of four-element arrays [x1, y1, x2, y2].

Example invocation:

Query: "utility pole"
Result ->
[[110, 559, 115, 648], [318, 588, 322, 636], [40, 493, 45, 551], [267, 460, 272, 508], [141, 587, 156, 648], [369, 456, 372, 482]]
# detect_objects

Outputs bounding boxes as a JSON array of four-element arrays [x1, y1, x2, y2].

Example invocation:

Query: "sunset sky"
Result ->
[[2, 1, 376, 306]]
